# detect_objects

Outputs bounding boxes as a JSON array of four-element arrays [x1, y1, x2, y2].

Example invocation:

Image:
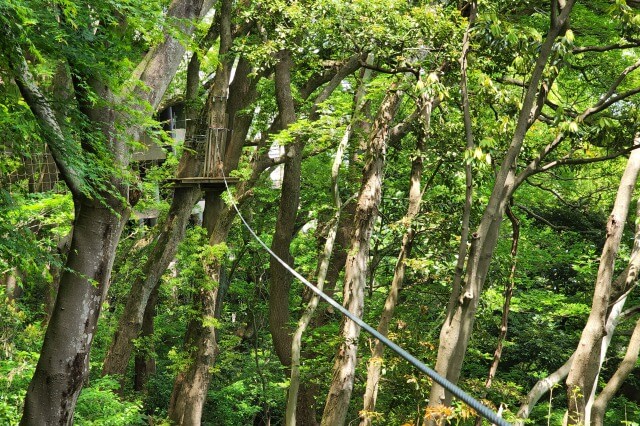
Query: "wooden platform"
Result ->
[[166, 177, 239, 191]]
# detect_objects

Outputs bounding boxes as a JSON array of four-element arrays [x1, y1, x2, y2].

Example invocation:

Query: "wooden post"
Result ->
[[204, 94, 229, 177]]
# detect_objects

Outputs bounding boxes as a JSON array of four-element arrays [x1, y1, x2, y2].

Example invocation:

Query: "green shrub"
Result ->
[[74, 376, 145, 426]]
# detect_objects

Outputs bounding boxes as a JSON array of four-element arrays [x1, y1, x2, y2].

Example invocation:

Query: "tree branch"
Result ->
[[359, 60, 420, 78], [535, 143, 640, 174], [4, 40, 84, 195], [572, 42, 640, 54], [310, 53, 364, 119]]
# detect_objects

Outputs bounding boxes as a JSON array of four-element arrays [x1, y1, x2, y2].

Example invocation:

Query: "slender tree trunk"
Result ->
[[359, 95, 435, 426], [591, 316, 640, 426], [320, 86, 401, 426], [426, 4, 574, 422], [486, 204, 519, 389], [268, 48, 325, 426], [268, 51, 363, 368], [516, 233, 640, 424], [565, 133, 640, 425], [474, 203, 518, 426], [286, 116, 353, 426], [583, 199, 640, 424], [286, 60, 375, 425], [167, 247, 223, 426], [322, 207, 355, 301], [134, 285, 158, 392], [450, 1, 477, 311], [268, 52, 365, 425]]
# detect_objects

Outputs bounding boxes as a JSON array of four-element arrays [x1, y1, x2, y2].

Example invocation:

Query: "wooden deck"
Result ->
[[166, 177, 239, 191]]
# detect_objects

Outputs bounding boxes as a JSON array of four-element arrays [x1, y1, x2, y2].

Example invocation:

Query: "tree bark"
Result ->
[[565, 133, 640, 425], [21, 199, 127, 425], [134, 285, 158, 392], [591, 316, 640, 426], [426, 4, 575, 422], [320, 86, 401, 426], [286, 123, 349, 426], [286, 56, 375, 425], [166, 0, 234, 423], [305, 56, 374, 311], [268, 49, 302, 366], [167, 250, 223, 426], [6, 0, 212, 422], [450, 1, 477, 312], [359, 95, 434, 426], [268, 51, 363, 368], [102, 48, 205, 380]]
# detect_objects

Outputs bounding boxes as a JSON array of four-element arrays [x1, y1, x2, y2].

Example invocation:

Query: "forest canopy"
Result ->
[[1, 0, 640, 425]]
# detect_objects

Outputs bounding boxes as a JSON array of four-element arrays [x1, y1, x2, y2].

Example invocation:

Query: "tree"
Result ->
[[0, 0, 212, 422], [3, 1, 640, 424], [565, 133, 640, 424], [321, 84, 401, 426], [427, 3, 576, 420]]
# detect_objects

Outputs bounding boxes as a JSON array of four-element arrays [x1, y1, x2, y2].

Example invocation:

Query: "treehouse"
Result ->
[[165, 99, 238, 192]]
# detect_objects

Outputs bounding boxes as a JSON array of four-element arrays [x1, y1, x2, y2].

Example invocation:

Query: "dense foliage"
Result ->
[[2, 0, 640, 425]]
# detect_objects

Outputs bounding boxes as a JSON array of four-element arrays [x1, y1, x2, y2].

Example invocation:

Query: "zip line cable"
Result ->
[[216, 151, 511, 426]]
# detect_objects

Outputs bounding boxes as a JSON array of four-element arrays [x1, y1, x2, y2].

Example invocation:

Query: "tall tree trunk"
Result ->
[[21, 197, 128, 425], [286, 118, 352, 426], [359, 95, 435, 426], [474, 203, 519, 426], [6, 0, 212, 422], [267, 51, 365, 425], [269, 48, 302, 366], [320, 86, 401, 426], [102, 52, 256, 381], [166, 1, 234, 423], [425, 4, 574, 422], [268, 48, 326, 426], [268, 51, 363, 368], [565, 133, 640, 425], [167, 243, 224, 426], [287, 57, 375, 425], [165, 47, 351, 423], [591, 315, 640, 426], [450, 1, 476, 312]]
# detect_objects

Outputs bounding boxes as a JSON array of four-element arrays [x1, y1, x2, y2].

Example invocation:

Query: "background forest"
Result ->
[[2, 0, 640, 425]]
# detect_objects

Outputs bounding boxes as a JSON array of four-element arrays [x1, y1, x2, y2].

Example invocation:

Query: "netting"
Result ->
[[1, 140, 61, 193]]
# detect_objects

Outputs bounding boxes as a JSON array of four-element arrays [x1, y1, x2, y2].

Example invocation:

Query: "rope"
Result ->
[[217, 161, 511, 426]]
